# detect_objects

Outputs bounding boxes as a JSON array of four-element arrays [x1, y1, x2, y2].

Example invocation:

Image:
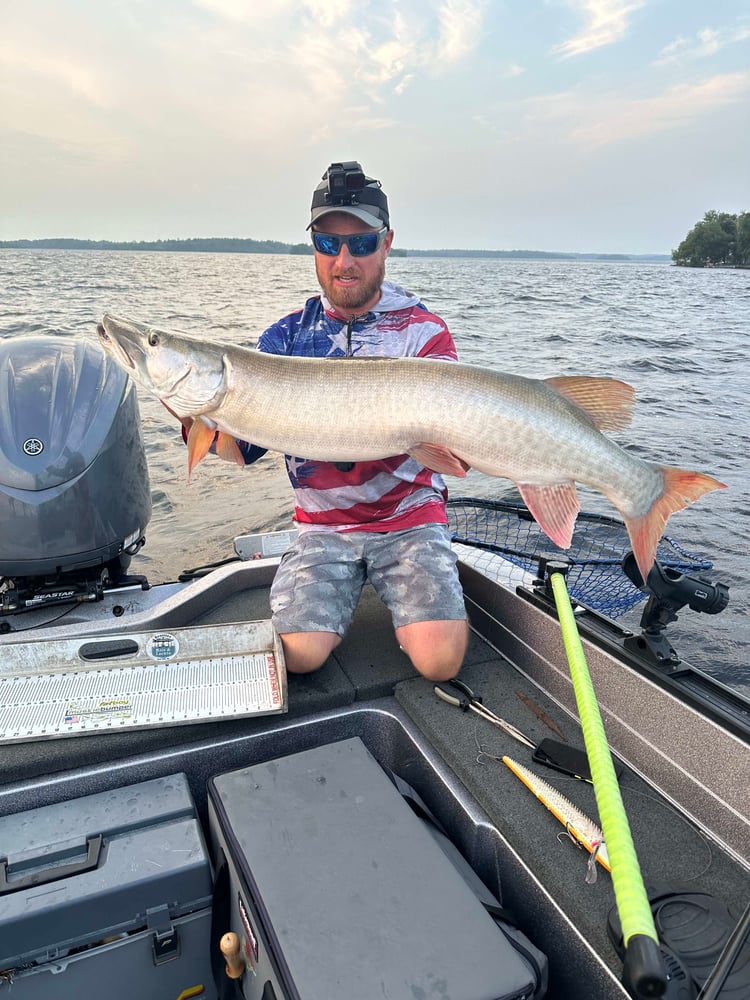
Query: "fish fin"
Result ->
[[544, 376, 635, 432], [215, 432, 245, 467], [186, 419, 218, 478], [517, 481, 580, 550], [410, 444, 470, 477], [623, 466, 727, 583]]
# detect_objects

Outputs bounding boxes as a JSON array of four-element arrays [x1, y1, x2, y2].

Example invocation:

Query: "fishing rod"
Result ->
[[545, 561, 667, 1000], [696, 897, 750, 999]]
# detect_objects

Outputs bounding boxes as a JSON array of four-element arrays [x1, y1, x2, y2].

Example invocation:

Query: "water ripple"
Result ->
[[0, 249, 747, 686]]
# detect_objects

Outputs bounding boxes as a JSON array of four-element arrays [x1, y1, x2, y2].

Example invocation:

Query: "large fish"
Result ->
[[97, 313, 725, 582]]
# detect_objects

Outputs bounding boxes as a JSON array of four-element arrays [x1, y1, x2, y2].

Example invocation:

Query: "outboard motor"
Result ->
[[0, 334, 152, 614]]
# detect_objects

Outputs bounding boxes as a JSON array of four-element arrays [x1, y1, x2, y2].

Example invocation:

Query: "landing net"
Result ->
[[446, 497, 713, 619]]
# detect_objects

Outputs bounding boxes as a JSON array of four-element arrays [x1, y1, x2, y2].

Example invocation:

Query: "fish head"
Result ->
[[97, 314, 227, 417]]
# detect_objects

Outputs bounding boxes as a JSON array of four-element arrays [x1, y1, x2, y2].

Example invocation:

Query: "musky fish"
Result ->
[[97, 314, 726, 582]]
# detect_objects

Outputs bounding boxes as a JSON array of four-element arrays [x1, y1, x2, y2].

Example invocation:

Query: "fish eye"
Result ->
[[148, 331, 160, 347]]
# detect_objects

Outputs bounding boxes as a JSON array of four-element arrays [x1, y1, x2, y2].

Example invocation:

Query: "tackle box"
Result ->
[[0, 772, 214, 999], [208, 736, 546, 1000]]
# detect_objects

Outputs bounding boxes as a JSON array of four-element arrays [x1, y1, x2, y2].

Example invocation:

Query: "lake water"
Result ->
[[1, 249, 748, 691]]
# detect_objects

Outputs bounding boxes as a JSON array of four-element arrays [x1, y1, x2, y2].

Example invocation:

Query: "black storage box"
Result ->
[[209, 736, 545, 999]]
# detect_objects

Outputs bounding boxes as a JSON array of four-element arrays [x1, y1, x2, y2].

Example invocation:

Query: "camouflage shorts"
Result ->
[[270, 524, 466, 637]]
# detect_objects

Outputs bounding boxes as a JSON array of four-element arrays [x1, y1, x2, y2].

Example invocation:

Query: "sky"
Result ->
[[1, 1, 748, 254]]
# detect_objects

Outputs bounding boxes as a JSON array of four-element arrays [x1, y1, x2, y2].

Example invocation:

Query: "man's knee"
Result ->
[[411, 656, 463, 683], [280, 631, 341, 674], [396, 619, 469, 682]]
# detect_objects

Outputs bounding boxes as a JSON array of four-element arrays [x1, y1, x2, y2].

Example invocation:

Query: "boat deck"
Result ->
[[1, 575, 748, 998]]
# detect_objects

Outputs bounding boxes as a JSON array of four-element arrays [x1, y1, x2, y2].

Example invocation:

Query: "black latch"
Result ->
[[147, 905, 180, 965]]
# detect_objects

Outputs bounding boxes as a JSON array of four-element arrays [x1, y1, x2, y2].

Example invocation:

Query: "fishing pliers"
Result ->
[[434, 678, 536, 750]]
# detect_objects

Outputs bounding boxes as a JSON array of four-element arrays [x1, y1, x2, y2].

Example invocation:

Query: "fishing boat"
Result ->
[[0, 334, 747, 999]]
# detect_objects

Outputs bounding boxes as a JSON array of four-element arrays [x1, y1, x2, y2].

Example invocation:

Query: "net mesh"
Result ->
[[446, 497, 713, 618]]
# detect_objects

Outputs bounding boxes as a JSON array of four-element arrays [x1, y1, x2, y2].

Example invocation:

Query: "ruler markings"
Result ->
[[0, 652, 282, 740]]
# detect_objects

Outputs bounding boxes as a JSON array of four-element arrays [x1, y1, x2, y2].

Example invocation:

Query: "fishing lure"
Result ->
[[503, 756, 611, 875]]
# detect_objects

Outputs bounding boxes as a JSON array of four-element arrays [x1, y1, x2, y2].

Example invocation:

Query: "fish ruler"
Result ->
[[0, 620, 286, 743]]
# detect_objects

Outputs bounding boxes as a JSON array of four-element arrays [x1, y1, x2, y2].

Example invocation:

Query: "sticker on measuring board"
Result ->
[[146, 632, 180, 660], [65, 699, 133, 725]]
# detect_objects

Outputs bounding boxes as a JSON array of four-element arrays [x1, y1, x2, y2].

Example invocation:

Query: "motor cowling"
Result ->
[[0, 334, 151, 580]]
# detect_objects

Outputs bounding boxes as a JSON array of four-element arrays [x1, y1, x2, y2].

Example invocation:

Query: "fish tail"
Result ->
[[623, 466, 726, 584]]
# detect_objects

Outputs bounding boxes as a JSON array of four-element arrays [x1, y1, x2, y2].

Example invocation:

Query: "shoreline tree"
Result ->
[[672, 211, 750, 267]]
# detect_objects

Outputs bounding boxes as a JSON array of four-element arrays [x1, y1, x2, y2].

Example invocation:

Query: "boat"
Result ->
[[0, 334, 748, 999]]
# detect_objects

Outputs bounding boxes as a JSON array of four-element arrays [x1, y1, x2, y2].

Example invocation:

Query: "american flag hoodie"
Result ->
[[235, 281, 459, 533]]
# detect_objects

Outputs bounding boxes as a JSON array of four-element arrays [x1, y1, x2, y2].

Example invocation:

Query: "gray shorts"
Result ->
[[270, 524, 466, 637]]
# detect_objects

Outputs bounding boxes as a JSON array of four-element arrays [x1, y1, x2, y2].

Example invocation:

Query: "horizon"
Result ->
[[1, 3, 748, 256], [0, 235, 674, 258]]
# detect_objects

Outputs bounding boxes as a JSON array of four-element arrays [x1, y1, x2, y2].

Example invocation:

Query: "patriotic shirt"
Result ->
[[237, 281, 459, 533]]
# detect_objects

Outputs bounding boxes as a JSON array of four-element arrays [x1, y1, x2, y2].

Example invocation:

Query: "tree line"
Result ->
[[0, 238, 667, 261], [0, 236, 314, 255], [672, 211, 750, 267]]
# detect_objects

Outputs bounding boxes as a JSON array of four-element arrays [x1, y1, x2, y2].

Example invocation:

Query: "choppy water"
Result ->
[[1, 250, 748, 690]]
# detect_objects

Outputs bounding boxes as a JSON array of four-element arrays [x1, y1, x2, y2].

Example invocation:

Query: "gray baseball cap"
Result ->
[[308, 161, 390, 230]]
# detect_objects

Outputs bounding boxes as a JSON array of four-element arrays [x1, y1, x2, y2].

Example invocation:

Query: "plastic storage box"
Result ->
[[0, 773, 214, 999]]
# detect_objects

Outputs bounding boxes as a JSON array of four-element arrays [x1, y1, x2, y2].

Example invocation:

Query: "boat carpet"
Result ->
[[394, 655, 750, 981], [3, 578, 748, 989]]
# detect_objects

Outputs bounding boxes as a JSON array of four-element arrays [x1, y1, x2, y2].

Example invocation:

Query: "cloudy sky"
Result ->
[[1, 1, 748, 253]]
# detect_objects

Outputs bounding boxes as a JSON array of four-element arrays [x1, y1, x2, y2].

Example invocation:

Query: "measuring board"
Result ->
[[0, 619, 286, 743]]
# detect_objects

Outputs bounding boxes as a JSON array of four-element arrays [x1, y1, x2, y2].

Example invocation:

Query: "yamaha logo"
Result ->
[[23, 438, 44, 456]]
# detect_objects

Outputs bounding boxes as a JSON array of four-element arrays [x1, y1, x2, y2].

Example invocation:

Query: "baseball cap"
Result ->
[[308, 161, 390, 230]]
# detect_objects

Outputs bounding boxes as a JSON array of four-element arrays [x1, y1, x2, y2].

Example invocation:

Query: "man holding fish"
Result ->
[[99, 167, 724, 684], [176, 161, 470, 681]]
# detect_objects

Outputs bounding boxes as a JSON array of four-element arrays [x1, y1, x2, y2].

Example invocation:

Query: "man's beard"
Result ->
[[316, 258, 386, 313]]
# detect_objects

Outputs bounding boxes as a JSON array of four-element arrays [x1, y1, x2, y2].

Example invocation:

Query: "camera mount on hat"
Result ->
[[325, 161, 368, 204]]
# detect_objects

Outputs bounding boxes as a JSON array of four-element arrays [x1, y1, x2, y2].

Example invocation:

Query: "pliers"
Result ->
[[434, 678, 536, 750]]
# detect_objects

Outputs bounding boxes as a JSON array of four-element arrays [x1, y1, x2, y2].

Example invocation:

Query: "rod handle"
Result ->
[[621, 934, 667, 999]]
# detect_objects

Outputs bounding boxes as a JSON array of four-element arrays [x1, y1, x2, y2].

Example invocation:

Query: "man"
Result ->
[[201, 162, 468, 680]]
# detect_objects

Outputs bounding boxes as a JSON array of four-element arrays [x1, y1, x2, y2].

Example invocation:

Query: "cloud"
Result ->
[[0, 35, 128, 165], [552, 0, 644, 58], [300, 0, 356, 30], [656, 22, 750, 65], [198, 1, 489, 138], [394, 73, 415, 95], [0, 43, 109, 108], [0, 1, 489, 169], [523, 71, 750, 148], [187, 0, 486, 70], [435, 0, 487, 63], [189, 0, 300, 24]]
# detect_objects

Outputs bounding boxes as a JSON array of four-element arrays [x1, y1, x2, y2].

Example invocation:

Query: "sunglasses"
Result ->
[[311, 226, 388, 257]]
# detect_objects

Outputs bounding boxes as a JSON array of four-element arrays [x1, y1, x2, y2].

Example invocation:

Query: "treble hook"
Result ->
[[556, 821, 582, 849]]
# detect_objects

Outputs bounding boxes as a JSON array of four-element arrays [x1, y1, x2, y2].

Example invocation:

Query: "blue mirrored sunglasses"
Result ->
[[311, 226, 388, 257]]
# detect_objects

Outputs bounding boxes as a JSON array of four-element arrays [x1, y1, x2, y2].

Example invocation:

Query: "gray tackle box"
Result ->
[[208, 737, 546, 1000], [0, 772, 214, 999]]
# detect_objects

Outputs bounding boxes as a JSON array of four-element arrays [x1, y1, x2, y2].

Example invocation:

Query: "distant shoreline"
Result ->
[[0, 237, 670, 262]]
